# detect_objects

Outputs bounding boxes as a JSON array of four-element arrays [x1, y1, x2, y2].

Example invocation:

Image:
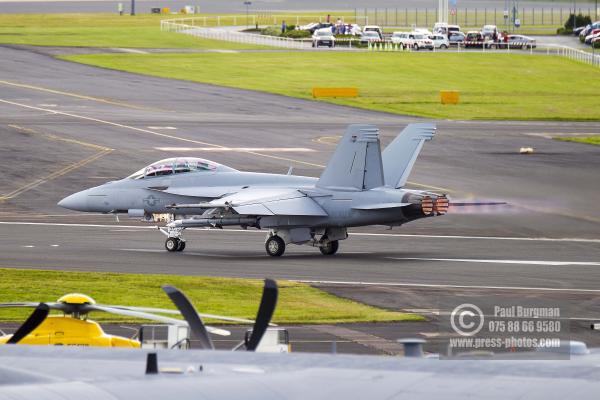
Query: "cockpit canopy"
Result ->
[[128, 157, 237, 179]]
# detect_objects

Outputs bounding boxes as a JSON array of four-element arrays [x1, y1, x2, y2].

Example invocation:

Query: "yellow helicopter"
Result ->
[[0, 289, 246, 348]]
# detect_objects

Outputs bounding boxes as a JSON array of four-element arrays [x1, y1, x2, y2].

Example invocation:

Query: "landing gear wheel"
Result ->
[[319, 240, 339, 256], [177, 240, 186, 252], [265, 236, 285, 257], [165, 237, 180, 252]]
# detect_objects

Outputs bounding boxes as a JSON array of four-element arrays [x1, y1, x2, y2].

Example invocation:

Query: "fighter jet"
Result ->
[[58, 123, 448, 256]]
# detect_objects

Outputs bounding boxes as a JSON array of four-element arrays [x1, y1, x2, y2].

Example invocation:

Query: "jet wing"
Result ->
[[208, 188, 328, 217]]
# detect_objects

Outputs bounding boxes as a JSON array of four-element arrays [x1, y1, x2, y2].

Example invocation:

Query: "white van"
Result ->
[[245, 328, 290, 353], [363, 25, 383, 39]]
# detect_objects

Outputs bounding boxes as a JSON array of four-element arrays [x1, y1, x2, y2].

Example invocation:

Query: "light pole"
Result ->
[[130, 0, 135, 16], [244, 1, 252, 28], [573, 0, 576, 32]]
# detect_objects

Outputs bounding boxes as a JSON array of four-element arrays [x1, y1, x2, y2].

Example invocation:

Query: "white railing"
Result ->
[[161, 18, 600, 67], [160, 15, 367, 28], [161, 19, 311, 49]]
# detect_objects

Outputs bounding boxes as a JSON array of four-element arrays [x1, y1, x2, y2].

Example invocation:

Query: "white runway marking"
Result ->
[[352, 232, 600, 243], [110, 48, 149, 54], [1, 221, 599, 243], [21, 245, 35, 248], [147, 126, 177, 130], [50, 244, 59, 247], [387, 257, 600, 267], [155, 147, 316, 152], [295, 280, 600, 294]]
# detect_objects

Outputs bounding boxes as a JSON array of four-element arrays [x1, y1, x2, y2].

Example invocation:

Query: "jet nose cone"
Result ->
[[57, 191, 89, 211]]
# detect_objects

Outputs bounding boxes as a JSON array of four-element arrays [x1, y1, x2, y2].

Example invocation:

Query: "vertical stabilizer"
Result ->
[[317, 124, 384, 191], [382, 123, 436, 188]]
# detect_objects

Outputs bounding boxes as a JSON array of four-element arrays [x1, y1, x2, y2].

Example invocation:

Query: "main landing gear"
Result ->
[[165, 237, 186, 252], [319, 240, 339, 256], [265, 230, 341, 257], [265, 236, 286, 257]]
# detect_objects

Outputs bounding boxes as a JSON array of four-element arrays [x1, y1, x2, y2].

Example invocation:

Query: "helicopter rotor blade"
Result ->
[[246, 279, 278, 352], [88, 305, 187, 326], [102, 305, 258, 324], [162, 286, 214, 350], [0, 302, 68, 312], [7, 303, 50, 344]]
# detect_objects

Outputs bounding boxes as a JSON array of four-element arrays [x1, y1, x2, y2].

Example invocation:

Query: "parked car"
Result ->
[[481, 24, 498, 39], [464, 31, 495, 48], [507, 34, 536, 49], [584, 29, 600, 44], [429, 34, 450, 49], [413, 27, 433, 36], [298, 22, 333, 34], [312, 29, 335, 47], [447, 24, 461, 35], [360, 31, 382, 44], [391, 32, 413, 48], [363, 25, 383, 39], [448, 31, 465, 46], [410, 33, 434, 50]]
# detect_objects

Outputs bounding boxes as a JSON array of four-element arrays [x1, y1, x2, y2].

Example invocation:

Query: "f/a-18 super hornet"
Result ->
[[59, 123, 449, 256]]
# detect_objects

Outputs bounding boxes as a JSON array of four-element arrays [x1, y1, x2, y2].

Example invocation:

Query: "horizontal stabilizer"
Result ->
[[382, 123, 436, 188], [352, 202, 411, 210]]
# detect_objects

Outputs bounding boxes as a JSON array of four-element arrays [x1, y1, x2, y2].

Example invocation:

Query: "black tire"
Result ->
[[319, 240, 339, 256], [441, 44, 448, 49], [177, 240, 186, 252], [165, 237, 179, 252], [413, 43, 419, 50], [265, 236, 285, 257]]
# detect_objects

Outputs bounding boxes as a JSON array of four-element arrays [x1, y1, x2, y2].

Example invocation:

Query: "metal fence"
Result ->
[[160, 8, 599, 29], [356, 7, 600, 28], [161, 18, 600, 67]]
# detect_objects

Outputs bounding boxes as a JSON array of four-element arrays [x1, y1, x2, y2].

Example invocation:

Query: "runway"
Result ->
[[0, 44, 599, 353], [1, 221, 599, 289]]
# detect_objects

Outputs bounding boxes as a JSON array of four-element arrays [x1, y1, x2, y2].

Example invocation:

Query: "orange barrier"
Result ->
[[312, 87, 359, 98], [440, 90, 459, 104]]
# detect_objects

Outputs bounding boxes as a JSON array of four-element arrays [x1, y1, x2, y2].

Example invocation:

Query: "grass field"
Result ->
[[0, 14, 268, 49], [555, 136, 600, 145], [62, 52, 600, 121], [0, 12, 562, 50], [0, 269, 420, 324]]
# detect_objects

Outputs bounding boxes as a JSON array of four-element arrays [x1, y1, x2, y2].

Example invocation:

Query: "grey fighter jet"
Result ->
[[58, 123, 448, 256]]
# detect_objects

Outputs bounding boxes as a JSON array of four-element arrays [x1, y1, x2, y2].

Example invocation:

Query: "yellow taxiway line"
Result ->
[[0, 124, 113, 201], [0, 84, 452, 194]]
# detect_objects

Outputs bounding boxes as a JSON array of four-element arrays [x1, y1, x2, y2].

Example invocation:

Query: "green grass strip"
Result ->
[[555, 136, 600, 145], [61, 52, 600, 121], [0, 268, 421, 324], [0, 14, 268, 49]]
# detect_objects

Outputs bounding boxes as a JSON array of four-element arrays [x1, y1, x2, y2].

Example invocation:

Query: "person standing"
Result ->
[[281, 20, 287, 34], [326, 14, 331, 23]]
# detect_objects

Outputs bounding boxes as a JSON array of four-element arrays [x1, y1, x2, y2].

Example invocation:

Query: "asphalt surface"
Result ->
[[0, 0, 587, 14], [0, 44, 599, 354]]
